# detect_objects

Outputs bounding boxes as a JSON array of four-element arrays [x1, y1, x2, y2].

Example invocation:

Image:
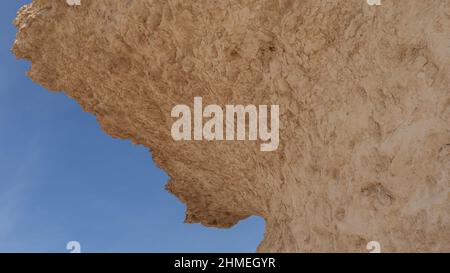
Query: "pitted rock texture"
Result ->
[[13, 0, 450, 252]]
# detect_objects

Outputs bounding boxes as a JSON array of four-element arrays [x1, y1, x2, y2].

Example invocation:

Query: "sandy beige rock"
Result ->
[[13, 0, 450, 252]]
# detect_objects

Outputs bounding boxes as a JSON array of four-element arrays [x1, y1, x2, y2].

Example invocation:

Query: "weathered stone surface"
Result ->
[[13, 0, 450, 252]]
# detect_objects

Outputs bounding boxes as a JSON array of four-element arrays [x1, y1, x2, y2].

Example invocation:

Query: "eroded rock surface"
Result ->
[[13, 0, 450, 252]]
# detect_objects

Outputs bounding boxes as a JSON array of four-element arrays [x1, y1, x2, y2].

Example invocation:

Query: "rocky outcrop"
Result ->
[[13, 0, 450, 252]]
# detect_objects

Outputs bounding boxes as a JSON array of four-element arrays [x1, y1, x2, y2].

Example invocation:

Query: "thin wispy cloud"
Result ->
[[0, 136, 41, 246]]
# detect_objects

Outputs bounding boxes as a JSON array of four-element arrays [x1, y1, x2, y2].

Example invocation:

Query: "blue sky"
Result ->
[[0, 1, 264, 252]]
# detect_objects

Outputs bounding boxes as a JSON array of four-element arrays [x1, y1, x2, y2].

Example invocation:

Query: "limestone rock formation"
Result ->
[[13, 0, 450, 252]]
